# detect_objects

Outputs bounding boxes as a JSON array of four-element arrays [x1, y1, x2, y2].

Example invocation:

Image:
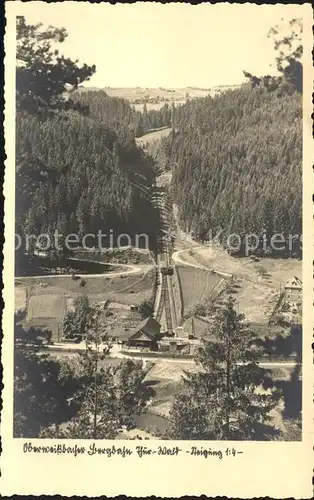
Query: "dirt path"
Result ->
[[15, 263, 152, 280], [172, 247, 211, 270], [46, 343, 298, 374], [172, 242, 301, 324]]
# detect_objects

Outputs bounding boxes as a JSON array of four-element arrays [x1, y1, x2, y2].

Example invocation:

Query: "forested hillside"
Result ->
[[162, 85, 302, 252], [15, 17, 160, 260], [16, 16, 302, 260], [16, 108, 161, 258], [71, 90, 172, 138]]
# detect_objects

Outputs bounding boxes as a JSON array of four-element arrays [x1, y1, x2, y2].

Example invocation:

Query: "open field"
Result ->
[[174, 246, 301, 325], [143, 360, 198, 420], [133, 102, 176, 112], [135, 127, 172, 147], [87, 85, 242, 105], [139, 359, 301, 436], [176, 265, 223, 317], [15, 268, 154, 339], [103, 86, 208, 103], [15, 273, 153, 306], [27, 294, 66, 321], [15, 286, 27, 311], [15, 268, 153, 301]]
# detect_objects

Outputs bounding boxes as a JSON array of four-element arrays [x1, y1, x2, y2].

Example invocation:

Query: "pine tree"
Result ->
[[167, 297, 280, 440], [63, 296, 92, 340], [14, 316, 77, 437], [40, 319, 151, 439], [16, 16, 95, 115]]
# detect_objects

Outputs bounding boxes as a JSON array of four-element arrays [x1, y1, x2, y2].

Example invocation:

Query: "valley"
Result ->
[[14, 15, 303, 442]]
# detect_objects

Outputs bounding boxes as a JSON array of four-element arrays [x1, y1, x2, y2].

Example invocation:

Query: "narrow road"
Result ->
[[46, 343, 299, 369], [15, 263, 152, 280], [172, 247, 211, 270]]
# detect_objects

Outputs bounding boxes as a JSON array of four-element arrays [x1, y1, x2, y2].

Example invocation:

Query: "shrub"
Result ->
[[15, 308, 27, 322], [256, 265, 269, 277], [275, 314, 290, 327], [281, 302, 290, 312]]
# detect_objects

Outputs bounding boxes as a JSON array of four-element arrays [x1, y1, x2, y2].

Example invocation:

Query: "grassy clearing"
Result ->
[[103, 86, 236, 106], [141, 359, 299, 436], [176, 246, 301, 325], [135, 127, 172, 146], [104, 87, 191, 105], [143, 360, 199, 419], [176, 265, 222, 317], [15, 270, 153, 302], [27, 294, 66, 321], [15, 286, 27, 311], [15, 269, 154, 339]]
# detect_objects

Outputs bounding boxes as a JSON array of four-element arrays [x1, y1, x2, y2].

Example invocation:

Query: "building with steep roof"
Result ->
[[284, 277, 302, 302], [116, 317, 162, 349]]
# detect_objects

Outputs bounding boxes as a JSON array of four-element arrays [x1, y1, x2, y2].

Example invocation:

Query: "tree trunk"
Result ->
[[226, 319, 231, 438], [93, 346, 98, 439]]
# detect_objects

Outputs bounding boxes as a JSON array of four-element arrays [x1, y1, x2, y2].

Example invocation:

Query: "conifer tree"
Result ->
[[14, 316, 77, 437], [167, 297, 280, 440], [42, 304, 150, 439], [16, 16, 95, 115]]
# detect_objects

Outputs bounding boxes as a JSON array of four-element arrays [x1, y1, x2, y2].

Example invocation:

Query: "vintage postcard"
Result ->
[[1, 1, 313, 497]]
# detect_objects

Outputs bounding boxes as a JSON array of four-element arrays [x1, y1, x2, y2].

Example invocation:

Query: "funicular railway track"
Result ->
[[152, 186, 178, 335]]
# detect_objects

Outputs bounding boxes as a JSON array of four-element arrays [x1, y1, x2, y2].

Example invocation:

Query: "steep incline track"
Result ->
[[151, 186, 178, 334]]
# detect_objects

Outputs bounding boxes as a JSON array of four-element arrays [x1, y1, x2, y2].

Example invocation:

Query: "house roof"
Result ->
[[285, 277, 302, 289], [118, 317, 161, 341]]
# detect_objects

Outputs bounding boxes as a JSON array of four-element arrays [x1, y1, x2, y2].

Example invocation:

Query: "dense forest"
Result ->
[[156, 18, 303, 255], [161, 85, 302, 253], [17, 84, 302, 259], [15, 17, 163, 264], [16, 110, 158, 244], [71, 79, 302, 257], [71, 90, 173, 138], [16, 15, 302, 263]]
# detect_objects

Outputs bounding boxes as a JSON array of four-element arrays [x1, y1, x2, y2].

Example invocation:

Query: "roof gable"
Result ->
[[129, 331, 153, 341], [127, 317, 161, 341], [285, 277, 302, 289]]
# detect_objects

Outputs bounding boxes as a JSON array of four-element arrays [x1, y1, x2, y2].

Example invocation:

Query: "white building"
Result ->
[[284, 277, 302, 302]]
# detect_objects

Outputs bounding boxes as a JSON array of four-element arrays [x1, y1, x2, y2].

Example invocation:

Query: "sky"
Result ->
[[12, 1, 307, 88]]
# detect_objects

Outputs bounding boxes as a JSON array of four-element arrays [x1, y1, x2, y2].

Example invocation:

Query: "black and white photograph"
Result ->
[[3, 2, 313, 497], [11, 2, 306, 445]]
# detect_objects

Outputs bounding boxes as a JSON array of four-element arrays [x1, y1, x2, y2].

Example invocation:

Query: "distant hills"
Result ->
[[76, 85, 242, 106]]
